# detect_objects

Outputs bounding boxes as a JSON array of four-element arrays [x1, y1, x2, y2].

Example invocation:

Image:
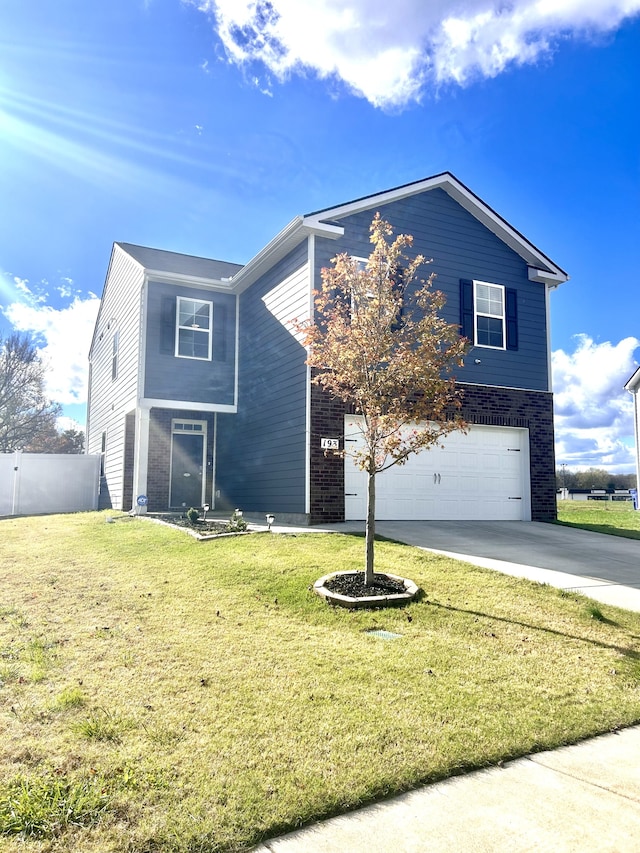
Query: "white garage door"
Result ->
[[344, 417, 531, 521]]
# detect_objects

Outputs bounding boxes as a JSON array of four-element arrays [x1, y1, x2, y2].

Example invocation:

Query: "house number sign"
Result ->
[[321, 438, 339, 450]]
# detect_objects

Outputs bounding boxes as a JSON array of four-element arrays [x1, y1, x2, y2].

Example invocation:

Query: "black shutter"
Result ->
[[460, 279, 474, 340], [213, 305, 225, 361], [160, 297, 176, 355], [506, 288, 518, 350], [390, 265, 405, 332]]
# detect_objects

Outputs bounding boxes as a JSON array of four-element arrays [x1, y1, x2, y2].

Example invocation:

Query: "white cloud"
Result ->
[[552, 335, 640, 473], [56, 277, 76, 299], [3, 295, 100, 406], [189, 0, 640, 107], [13, 275, 48, 304], [57, 415, 85, 433]]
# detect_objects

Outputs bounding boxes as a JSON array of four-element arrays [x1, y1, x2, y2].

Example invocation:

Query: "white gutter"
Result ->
[[230, 217, 344, 294]]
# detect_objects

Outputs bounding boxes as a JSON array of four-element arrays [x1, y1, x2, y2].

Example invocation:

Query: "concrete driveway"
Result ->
[[314, 520, 640, 612]]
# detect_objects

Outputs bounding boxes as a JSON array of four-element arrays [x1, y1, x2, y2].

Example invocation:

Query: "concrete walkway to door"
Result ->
[[310, 519, 640, 613]]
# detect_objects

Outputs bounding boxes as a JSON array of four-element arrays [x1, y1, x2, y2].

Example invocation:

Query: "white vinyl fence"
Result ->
[[0, 452, 101, 516]]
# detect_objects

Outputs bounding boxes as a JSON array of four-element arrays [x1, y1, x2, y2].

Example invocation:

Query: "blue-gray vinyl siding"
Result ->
[[143, 281, 236, 405], [314, 187, 549, 392], [216, 243, 309, 513]]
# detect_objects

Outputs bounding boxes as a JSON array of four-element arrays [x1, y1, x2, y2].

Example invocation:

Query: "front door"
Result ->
[[170, 421, 206, 508]]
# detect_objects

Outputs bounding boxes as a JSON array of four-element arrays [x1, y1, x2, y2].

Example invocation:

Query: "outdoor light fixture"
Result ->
[[266, 513, 275, 531]]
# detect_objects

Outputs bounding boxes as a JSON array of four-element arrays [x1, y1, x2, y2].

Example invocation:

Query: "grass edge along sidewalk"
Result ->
[[556, 499, 640, 539], [1, 511, 640, 852]]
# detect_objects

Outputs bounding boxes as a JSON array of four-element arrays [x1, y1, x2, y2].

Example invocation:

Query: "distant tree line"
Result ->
[[556, 467, 637, 491], [0, 332, 84, 454]]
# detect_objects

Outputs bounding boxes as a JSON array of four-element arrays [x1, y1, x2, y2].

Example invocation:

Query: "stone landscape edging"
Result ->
[[314, 570, 420, 608]]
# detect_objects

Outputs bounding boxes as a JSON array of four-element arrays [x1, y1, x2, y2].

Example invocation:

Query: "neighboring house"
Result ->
[[624, 366, 640, 501], [87, 172, 568, 523], [562, 489, 634, 502]]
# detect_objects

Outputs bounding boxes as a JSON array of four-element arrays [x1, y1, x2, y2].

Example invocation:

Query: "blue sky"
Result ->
[[1, 0, 639, 472]]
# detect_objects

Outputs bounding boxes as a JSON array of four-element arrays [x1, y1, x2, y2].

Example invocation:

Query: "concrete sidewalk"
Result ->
[[254, 726, 640, 852]]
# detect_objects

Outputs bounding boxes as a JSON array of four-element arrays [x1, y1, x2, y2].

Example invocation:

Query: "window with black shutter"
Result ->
[[459, 279, 518, 351]]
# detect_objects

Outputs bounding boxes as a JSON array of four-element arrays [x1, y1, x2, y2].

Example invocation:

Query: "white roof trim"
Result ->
[[89, 243, 144, 359], [624, 366, 640, 392], [229, 217, 344, 294], [304, 172, 568, 284]]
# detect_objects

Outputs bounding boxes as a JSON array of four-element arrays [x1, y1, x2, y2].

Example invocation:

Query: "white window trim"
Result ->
[[175, 296, 213, 361], [473, 280, 506, 350]]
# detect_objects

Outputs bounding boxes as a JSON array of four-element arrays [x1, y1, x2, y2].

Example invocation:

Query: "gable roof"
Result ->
[[304, 172, 568, 285], [116, 242, 243, 282], [231, 171, 568, 292]]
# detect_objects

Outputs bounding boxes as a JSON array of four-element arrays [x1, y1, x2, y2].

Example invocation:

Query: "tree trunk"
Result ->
[[365, 468, 376, 585]]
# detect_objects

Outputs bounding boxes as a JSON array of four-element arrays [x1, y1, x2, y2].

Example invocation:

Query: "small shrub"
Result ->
[[186, 507, 200, 525], [0, 773, 108, 838], [226, 508, 248, 533]]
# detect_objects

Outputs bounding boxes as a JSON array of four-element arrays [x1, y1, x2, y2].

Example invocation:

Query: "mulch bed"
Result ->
[[146, 515, 243, 535], [324, 572, 407, 598]]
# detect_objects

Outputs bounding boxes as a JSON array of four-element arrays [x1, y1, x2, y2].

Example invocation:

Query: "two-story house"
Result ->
[[87, 172, 568, 523]]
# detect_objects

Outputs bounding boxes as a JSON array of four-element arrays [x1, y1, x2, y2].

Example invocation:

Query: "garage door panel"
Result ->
[[344, 417, 530, 521]]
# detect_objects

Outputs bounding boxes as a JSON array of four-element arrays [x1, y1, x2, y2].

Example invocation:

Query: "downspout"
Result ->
[[305, 235, 315, 519], [132, 276, 150, 512], [211, 412, 217, 510], [545, 282, 554, 392]]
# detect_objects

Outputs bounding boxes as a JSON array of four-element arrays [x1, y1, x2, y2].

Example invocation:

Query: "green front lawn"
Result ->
[[2, 512, 640, 852], [557, 499, 640, 539]]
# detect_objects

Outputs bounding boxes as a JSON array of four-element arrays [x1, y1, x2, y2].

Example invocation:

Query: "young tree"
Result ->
[[0, 333, 61, 452], [298, 214, 469, 585]]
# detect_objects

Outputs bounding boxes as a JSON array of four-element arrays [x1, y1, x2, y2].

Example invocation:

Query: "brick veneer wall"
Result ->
[[146, 408, 215, 512], [459, 384, 556, 522], [308, 383, 557, 524], [122, 411, 136, 511], [309, 382, 347, 524]]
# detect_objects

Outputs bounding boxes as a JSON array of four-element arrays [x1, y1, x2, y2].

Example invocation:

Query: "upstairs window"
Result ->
[[349, 256, 404, 330], [176, 297, 212, 360], [474, 281, 505, 349], [460, 279, 518, 351]]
